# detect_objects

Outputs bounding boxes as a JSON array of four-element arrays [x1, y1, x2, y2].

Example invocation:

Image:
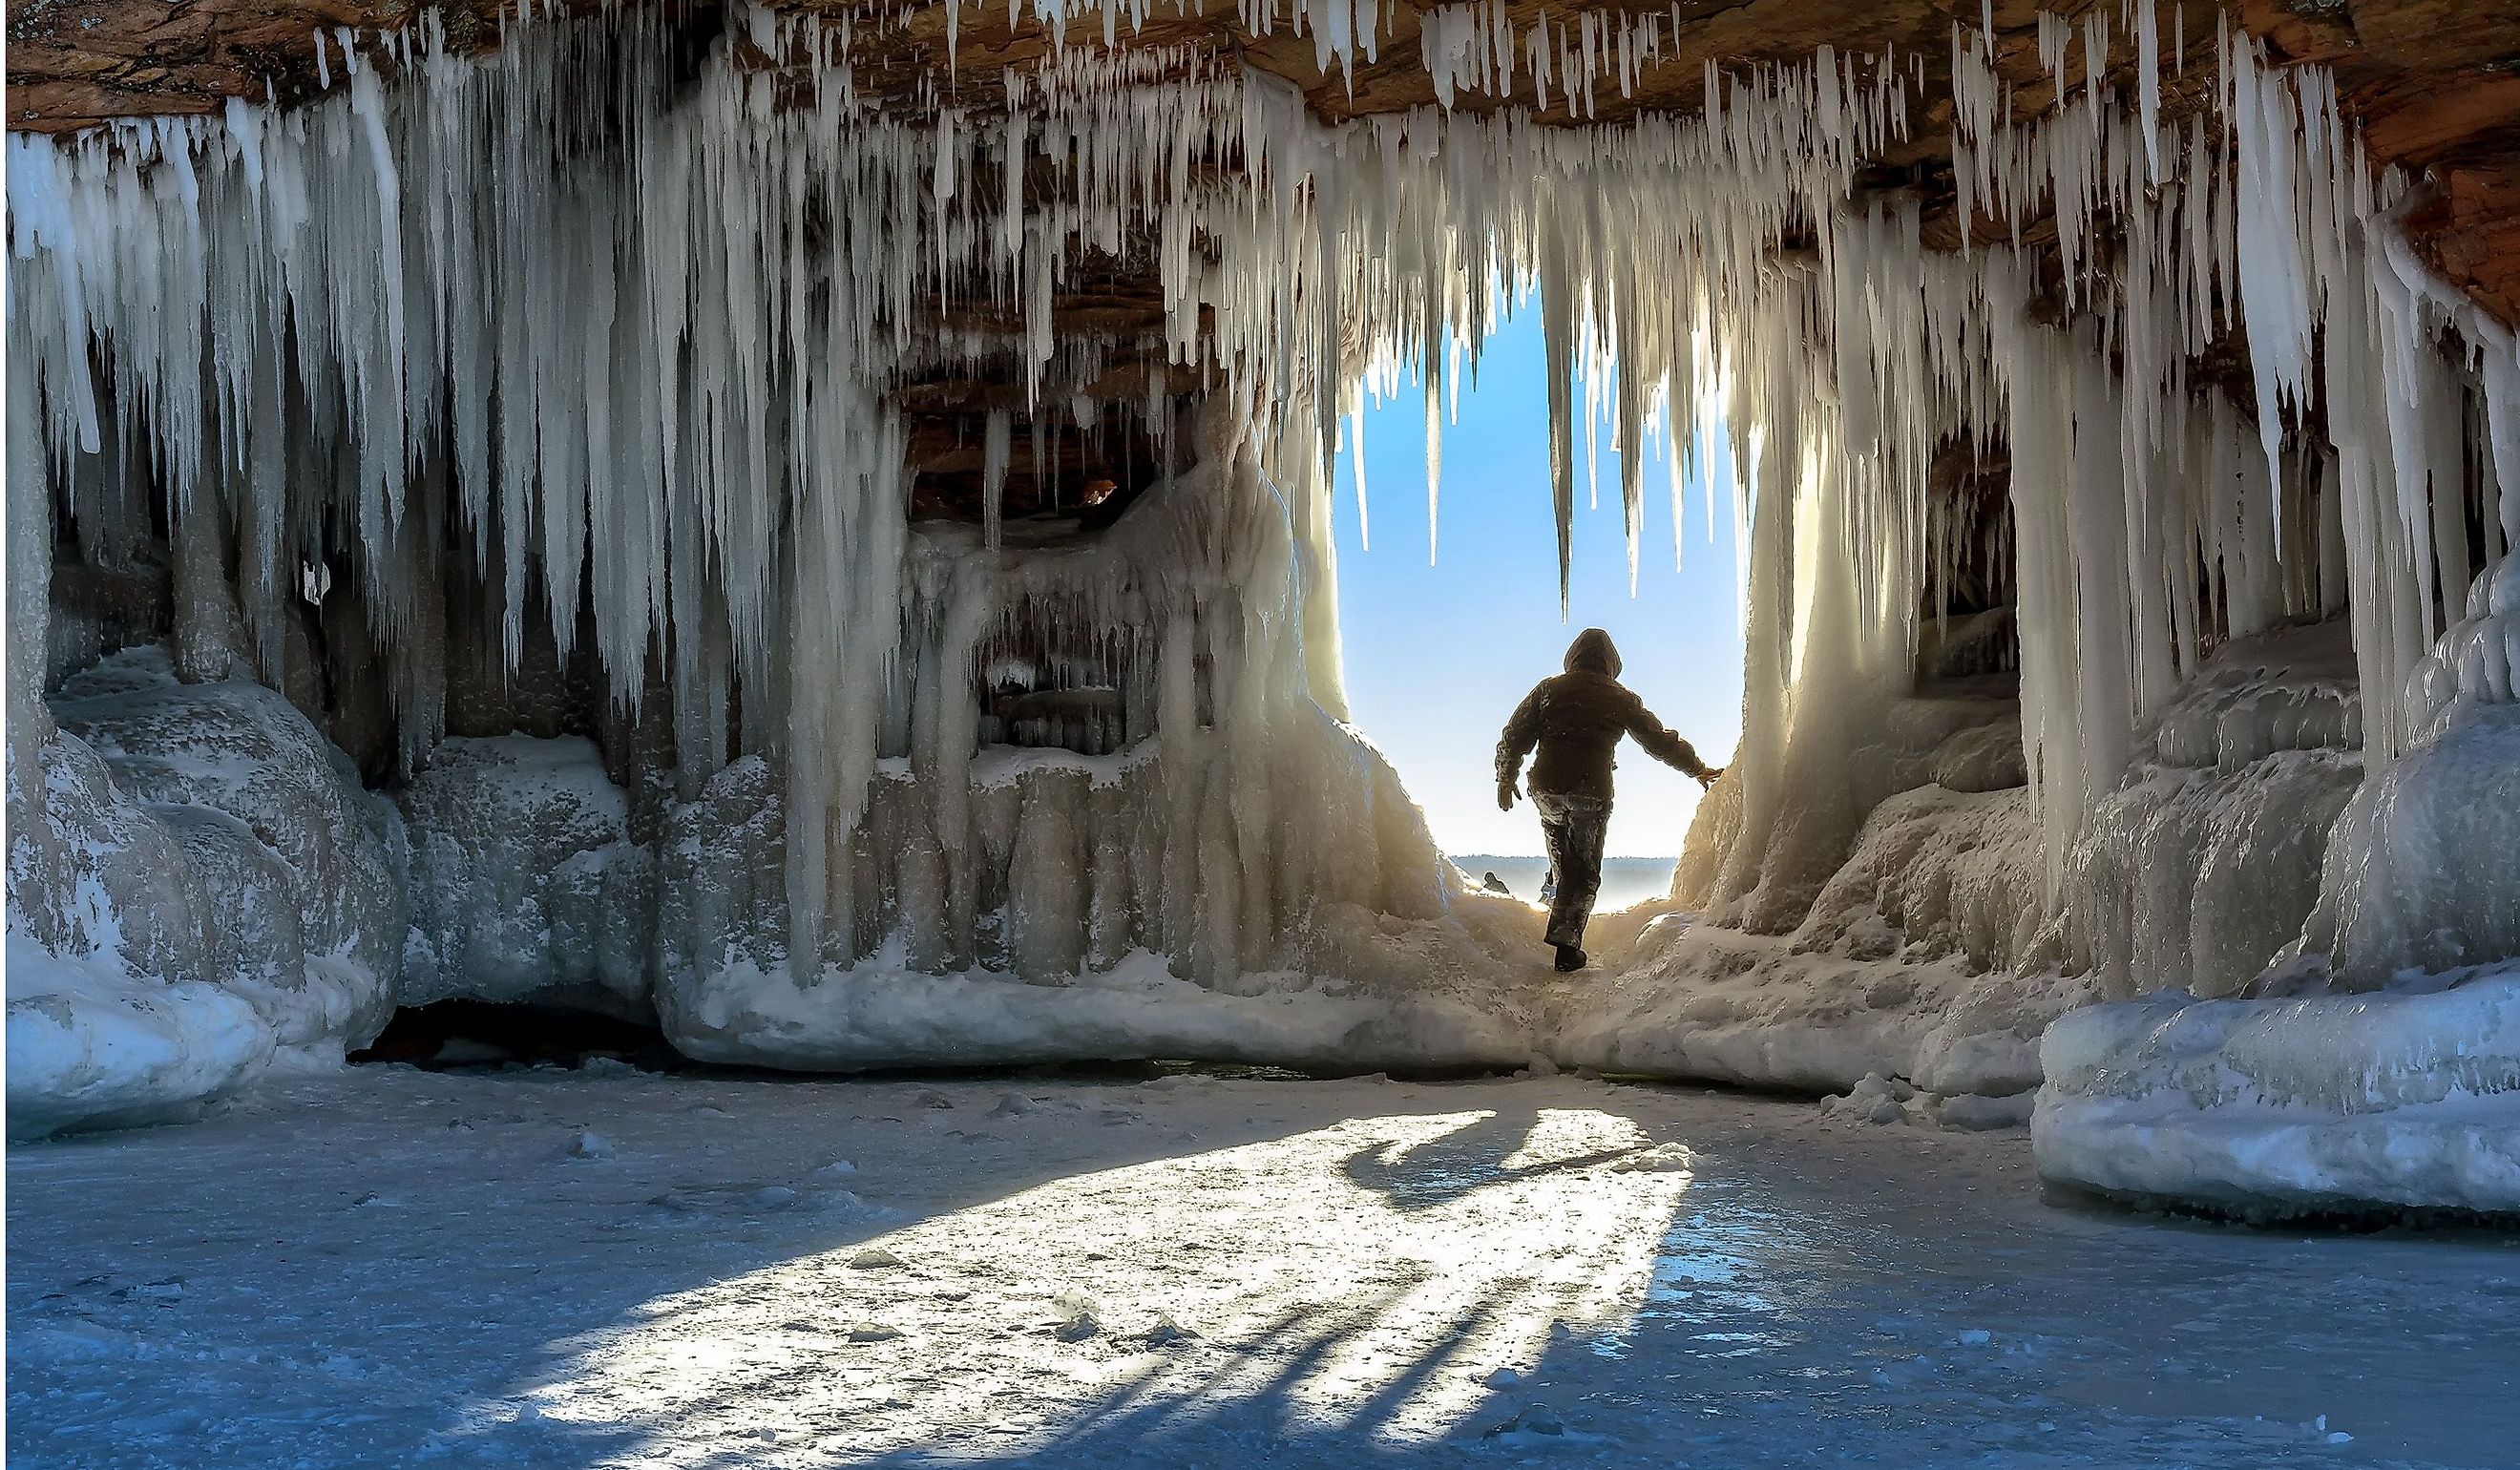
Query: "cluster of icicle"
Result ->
[[1322, 10, 2519, 911], [850, 0, 1745, 111], [8, 3, 2517, 968], [1935, 12, 2518, 891]]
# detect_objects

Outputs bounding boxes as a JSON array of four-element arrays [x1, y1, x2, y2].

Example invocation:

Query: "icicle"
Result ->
[[982, 408, 1012, 551], [2135, 0, 2162, 182], [13, 7, 2500, 1000], [1423, 349, 1443, 564], [1540, 225, 1577, 613], [1346, 391, 1371, 552]]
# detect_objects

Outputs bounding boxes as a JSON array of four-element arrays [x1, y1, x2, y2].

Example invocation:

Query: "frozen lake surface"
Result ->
[[9, 1066, 2516, 1468]]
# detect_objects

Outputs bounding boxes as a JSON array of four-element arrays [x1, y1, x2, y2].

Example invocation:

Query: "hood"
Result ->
[[1563, 628, 1622, 677]]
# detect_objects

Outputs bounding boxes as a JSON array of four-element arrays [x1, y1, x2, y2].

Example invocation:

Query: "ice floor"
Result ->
[[9, 1068, 2517, 1469]]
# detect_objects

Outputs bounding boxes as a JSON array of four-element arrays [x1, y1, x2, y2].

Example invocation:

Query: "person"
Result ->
[[1495, 628, 1723, 973]]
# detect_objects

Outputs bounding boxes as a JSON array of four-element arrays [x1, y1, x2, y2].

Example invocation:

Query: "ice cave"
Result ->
[[6, 0, 2520, 1461]]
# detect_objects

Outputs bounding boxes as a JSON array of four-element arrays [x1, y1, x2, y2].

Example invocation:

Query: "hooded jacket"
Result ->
[[1495, 629, 1708, 801]]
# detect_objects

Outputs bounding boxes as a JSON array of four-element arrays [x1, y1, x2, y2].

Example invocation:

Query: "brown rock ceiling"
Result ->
[[8, 0, 2516, 522], [9, 0, 2514, 320]]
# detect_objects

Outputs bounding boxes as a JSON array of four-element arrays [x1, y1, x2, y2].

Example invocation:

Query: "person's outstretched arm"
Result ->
[[1495, 685, 1546, 808], [1627, 701, 1722, 787]]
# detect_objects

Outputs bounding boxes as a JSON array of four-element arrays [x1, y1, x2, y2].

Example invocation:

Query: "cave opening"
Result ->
[[351, 998, 683, 1072], [1326, 310, 1750, 899]]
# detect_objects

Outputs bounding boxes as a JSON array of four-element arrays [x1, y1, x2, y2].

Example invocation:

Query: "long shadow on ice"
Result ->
[[1, 1067, 1312, 1462], [1338, 1105, 1645, 1210], [767, 1089, 2520, 1470]]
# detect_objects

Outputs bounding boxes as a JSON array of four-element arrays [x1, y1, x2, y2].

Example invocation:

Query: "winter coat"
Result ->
[[1495, 628, 1709, 802]]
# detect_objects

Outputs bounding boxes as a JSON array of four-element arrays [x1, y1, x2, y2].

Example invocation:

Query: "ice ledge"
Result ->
[[656, 947, 1536, 1074], [2030, 971, 2520, 1219]]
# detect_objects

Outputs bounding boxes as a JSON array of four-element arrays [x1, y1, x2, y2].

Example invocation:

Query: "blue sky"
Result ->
[[1328, 309, 1747, 858]]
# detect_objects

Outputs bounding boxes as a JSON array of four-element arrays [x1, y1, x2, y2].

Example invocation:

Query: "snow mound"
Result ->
[[1563, 779, 2071, 1098], [660, 943, 1531, 1075], [1931, 720, 2027, 794], [399, 735, 656, 1019], [4, 934, 273, 1140], [1820, 1074, 2038, 1131], [2032, 968, 2520, 1218], [9, 650, 406, 1138]]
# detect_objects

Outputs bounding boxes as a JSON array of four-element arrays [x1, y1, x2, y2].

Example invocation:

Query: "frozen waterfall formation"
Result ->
[[7, 4, 2516, 1216]]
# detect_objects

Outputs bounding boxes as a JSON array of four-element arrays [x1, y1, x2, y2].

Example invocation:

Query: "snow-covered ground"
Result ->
[[10, 1067, 2516, 1468]]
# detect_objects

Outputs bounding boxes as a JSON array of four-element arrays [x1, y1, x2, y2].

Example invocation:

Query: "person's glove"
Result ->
[[1694, 766, 1726, 789], [1497, 778, 1520, 810]]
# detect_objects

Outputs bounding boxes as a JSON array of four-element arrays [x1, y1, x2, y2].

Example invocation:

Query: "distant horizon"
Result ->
[[1451, 852, 1678, 864]]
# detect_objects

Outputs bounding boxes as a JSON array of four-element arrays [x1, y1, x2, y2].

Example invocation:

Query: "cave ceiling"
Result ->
[[9, 0, 2519, 520]]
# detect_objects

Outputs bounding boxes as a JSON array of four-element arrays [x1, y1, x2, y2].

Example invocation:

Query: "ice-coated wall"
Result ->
[[2057, 620, 2364, 999], [649, 419, 1542, 1070], [398, 735, 655, 1019], [2309, 559, 2520, 987], [2026, 556, 2520, 1216]]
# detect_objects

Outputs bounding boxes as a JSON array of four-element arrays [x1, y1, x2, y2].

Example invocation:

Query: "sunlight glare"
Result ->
[[512, 1106, 1695, 1462]]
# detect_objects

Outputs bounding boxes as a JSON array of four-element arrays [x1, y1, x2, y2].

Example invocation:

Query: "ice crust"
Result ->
[[2033, 967, 2520, 1217]]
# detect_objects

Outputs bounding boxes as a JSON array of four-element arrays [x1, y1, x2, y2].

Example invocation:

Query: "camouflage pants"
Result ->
[[1533, 790, 1610, 949]]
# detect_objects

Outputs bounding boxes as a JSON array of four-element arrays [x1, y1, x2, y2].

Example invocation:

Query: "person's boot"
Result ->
[[1553, 944, 1587, 973]]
